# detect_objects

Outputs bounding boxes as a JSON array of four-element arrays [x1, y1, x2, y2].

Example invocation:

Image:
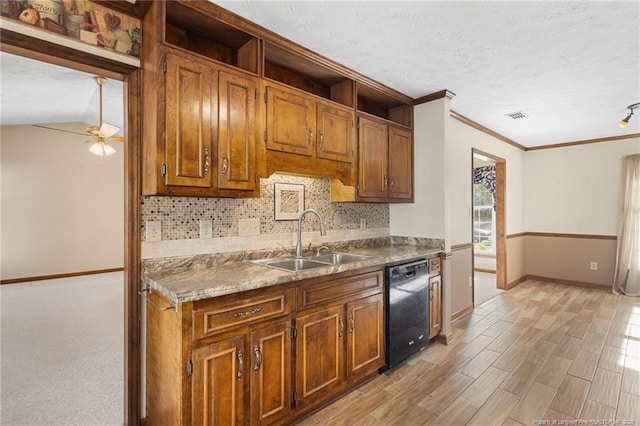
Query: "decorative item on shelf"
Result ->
[[618, 102, 640, 128], [86, 76, 123, 156], [274, 183, 305, 220]]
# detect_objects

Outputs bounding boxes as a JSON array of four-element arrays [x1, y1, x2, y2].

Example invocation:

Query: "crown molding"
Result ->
[[526, 133, 640, 151], [414, 89, 456, 105], [450, 110, 527, 151]]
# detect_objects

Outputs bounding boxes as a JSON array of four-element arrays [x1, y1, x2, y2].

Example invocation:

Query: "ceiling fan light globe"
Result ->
[[89, 142, 106, 156], [103, 144, 116, 156]]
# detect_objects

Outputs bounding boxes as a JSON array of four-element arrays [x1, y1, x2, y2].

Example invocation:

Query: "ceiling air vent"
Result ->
[[505, 111, 527, 119]]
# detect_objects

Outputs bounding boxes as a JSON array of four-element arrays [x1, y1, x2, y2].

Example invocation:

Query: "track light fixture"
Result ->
[[619, 102, 640, 128]]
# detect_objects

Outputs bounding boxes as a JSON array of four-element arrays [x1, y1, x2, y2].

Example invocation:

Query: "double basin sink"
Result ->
[[252, 252, 371, 272]]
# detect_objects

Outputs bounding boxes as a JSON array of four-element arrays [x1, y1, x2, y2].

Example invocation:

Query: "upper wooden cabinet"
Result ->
[[264, 83, 355, 164], [358, 117, 413, 202], [141, 1, 414, 201]]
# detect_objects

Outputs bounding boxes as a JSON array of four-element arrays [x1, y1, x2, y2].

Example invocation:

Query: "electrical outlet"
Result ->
[[199, 220, 213, 239], [146, 221, 162, 242], [360, 218, 366, 230], [590, 262, 598, 271], [239, 218, 260, 236]]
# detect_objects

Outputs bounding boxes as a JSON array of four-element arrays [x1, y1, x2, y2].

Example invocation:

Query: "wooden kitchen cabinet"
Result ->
[[264, 83, 355, 163], [357, 116, 413, 202], [429, 274, 442, 339], [146, 268, 385, 425], [191, 335, 246, 425]]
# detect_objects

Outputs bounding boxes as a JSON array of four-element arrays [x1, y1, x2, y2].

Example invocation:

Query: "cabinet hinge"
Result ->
[[291, 391, 297, 409], [356, 184, 360, 191], [263, 131, 268, 143], [291, 327, 297, 339], [161, 163, 167, 176], [161, 61, 167, 74], [186, 360, 193, 377], [254, 172, 259, 183]]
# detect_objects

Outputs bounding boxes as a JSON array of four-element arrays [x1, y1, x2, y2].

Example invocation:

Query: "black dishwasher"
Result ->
[[383, 258, 430, 370]]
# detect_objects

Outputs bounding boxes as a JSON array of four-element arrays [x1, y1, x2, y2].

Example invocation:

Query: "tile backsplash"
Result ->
[[141, 173, 390, 258]]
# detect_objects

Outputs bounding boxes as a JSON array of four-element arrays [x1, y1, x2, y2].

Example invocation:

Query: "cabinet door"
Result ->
[[316, 103, 355, 163], [250, 321, 292, 425], [218, 71, 258, 191], [295, 305, 345, 409], [429, 275, 442, 339], [164, 52, 216, 188], [192, 335, 245, 425], [265, 85, 315, 157], [358, 117, 388, 198], [346, 294, 384, 381], [388, 126, 413, 200]]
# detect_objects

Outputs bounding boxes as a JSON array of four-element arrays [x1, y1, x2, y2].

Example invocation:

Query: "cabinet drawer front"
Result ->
[[299, 270, 383, 309], [193, 289, 295, 339], [430, 257, 441, 274]]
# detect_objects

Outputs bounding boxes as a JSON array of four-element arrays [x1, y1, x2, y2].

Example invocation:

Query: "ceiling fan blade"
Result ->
[[98, 122, 120, 139], [32, 124, 87, 137], [107, 135, 125, 143]]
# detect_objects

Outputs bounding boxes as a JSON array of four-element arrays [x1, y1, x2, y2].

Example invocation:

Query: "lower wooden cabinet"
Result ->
[[429, 275, 442, 339], [146, 269, 385, 425]]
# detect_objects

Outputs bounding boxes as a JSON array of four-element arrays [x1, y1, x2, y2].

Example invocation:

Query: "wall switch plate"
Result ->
[[239, 218, 260, 236], [590, 262, 598, 271], [146, 221, 162, 242], [360, 218, 366, 230], [199, 220, 213, 239]]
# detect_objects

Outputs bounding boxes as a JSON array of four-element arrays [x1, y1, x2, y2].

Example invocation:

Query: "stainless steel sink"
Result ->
[[252, 252, 371, 272], [310, 253, 371, 265], [252, 257, 329, 272]]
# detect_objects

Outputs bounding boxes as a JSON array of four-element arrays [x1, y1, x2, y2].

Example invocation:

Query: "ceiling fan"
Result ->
[[86, 76, 123, 156], [32, 75, 123, 156]]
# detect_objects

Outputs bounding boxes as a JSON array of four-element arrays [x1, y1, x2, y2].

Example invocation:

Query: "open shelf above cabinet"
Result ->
[[357, 83, 412, 128], [264, 43, 354, 108], [163, 1, 259, 74]]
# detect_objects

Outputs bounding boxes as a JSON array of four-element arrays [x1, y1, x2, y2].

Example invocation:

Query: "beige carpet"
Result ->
[[474, 271, 504, 305], [1, 272, 124, 425]]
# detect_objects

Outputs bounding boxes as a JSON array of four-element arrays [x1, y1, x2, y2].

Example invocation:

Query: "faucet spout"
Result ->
[[295, 208, 327, 258]]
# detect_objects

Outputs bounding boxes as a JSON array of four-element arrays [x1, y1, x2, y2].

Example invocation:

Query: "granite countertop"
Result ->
[[143, 241, 442, 305]]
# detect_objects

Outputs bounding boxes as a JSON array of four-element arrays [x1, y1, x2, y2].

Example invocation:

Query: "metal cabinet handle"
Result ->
[[383, 175, 388, 187], [389, 177, 394, 187], [429, 288, 434, 301], [203, 148, 210, 175], [254, 345, 262, 373], [348, 314, 354, 335], [221, 153, 228, 176], [233, 307, 262, 318], [308, 127, 314, 145], [339, 316, 344, 337], [237, 350, 243, 379], [319, 130, 324, 146]]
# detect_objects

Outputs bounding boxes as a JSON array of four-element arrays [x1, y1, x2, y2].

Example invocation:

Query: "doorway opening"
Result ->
[[472, 149, 506, 306]]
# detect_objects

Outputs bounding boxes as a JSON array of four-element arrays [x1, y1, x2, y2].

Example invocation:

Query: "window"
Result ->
[[473, 183, 495, 252]]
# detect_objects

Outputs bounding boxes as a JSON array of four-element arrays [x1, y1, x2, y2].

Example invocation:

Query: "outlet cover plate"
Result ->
[[146, 221, 162, 242], [239, 218, 260, 236], [199, 220, 213, 239]]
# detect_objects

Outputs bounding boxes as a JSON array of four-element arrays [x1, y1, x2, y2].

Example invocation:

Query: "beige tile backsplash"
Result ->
[[141, 173, 390, 259]]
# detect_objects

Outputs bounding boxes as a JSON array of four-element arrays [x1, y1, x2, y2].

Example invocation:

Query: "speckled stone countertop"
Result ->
[[142, 237, 443, 305]]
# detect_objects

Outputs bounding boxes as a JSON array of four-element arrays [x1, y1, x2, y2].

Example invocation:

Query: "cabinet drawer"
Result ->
[[193, 288, 295, 340], [430, 257, 441, 275], [299, 270, 383, 310]]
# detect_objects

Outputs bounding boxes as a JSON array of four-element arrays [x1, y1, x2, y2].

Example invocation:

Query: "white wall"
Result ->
[[524, 137, 640, 235], [390, 98, 447, 240], [1, 124, 124, 280]]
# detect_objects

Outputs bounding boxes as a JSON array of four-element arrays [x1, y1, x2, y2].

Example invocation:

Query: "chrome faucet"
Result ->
[[295, 208, 327, 258]]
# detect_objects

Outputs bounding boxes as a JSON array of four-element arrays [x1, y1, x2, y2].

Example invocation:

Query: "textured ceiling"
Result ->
[[214, 0, 640, 147], [0, 52, 124, 132], [1, 2, 638, 148]]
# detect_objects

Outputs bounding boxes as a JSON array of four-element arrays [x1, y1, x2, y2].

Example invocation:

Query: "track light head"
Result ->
[[619, 102, 640, 128]]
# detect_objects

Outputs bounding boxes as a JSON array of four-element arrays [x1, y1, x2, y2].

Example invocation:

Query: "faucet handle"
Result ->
[[316, 245, 330, 256]]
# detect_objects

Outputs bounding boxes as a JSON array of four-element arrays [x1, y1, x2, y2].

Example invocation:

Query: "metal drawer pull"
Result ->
[[221, 153, 228, 175], [233, 307, 262, 318], [237, 350, 243, 379], [203, 148, 210, 175], [254, 346, 262, 373], [348, 314, 354, 334]]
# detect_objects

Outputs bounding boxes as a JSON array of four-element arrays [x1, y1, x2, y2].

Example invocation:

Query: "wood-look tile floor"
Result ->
[[296, 280, 640, 426]]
